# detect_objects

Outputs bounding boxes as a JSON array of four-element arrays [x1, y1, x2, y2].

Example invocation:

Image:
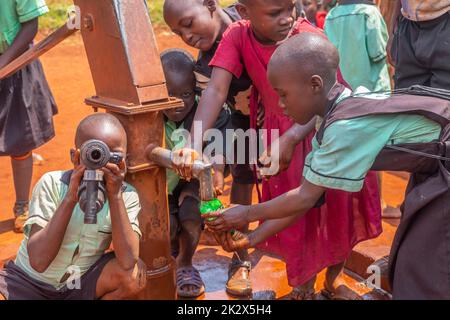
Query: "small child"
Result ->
[[172, 0, 381, 300], [324, 0, 391, 92], [0, 113, 146, 300], [163, 0, 256, 296], [208, 32, 450, 299], [161, 49, 230, 298], [0, 0, 58, 233]]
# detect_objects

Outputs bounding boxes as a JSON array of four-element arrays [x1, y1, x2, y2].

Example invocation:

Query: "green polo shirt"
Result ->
[[0, 0, 49, 54], [304, 88, 442, 192], [324, 3, 391, 92], [15, 171, 142, 289], [165, 119, 188, 195]]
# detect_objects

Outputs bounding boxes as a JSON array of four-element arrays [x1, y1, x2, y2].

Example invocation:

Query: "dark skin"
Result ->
[[386, 0, 402, 66], [0, 18, 38, 69], [27, 121, 145, 299], [164, 0, 232, 51], [302, 0, 318, 24]]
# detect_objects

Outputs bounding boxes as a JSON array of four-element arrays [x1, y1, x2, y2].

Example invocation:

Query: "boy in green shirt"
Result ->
[[0, 113, 146, 300], [161, 49, 229, 298], [206, 33, 450, 299]]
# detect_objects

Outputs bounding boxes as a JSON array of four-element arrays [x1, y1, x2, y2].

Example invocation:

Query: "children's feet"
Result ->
[[289, 287, 316, 300], [176, 266, 205, 298], [13, 201, 29, 234], [321, 281, 362, 300], [226, 260, 252, 297]]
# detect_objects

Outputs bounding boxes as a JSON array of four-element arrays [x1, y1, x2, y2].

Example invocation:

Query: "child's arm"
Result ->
[[387, 0, 402, 65], [171, 68, 233, 180], [27, 162, 85, 273], [205, 179, 326, 232], [0, 18, 38, 69], [260, 119, 316, 177], [101, 162, 140, 271], [190, 67, 233, 151]]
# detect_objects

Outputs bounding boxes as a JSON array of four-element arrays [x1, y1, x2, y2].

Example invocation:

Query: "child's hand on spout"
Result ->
[[172, 148, 201, 181]]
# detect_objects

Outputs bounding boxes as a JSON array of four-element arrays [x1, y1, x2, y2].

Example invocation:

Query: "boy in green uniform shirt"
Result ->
[[0, 114, 146, 300], [205, 33, 450, 299], [161, 49, 229, 298]]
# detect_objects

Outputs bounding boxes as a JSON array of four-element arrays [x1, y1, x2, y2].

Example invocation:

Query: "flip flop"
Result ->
[[176, 266, 205, 298]]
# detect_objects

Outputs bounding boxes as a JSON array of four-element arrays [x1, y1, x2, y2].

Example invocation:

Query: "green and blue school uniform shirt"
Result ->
[[324, 2, 391, 92], [0, 0, 49, 54], [14, 170, 142, 289], [304, 88, 442, 192]]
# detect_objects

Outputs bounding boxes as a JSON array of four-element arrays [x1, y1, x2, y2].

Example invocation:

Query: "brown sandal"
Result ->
[[226, 260, 252, 297]]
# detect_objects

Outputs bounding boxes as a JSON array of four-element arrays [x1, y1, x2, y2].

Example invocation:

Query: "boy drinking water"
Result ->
[[0, 114, 146, 300], [171, 0, 381, 300], [161, 49, 229, 298], [207, 33, 450, 300]]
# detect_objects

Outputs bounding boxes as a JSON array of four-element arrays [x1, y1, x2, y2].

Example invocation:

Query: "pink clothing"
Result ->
[[210, 18, 382, 286]]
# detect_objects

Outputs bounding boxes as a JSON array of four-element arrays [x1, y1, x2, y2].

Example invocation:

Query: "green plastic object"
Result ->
[[199, 198, 224, 221]]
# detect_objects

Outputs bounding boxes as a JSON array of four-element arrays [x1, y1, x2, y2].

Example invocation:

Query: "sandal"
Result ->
[[321, 283, 362, 300], [289, 287, 316, 300], [226, 260, 252, 297], [176, 266, 205, 298], [13, 201, 29, 234]]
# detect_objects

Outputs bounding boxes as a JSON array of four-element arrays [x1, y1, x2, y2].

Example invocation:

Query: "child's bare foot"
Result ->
[[322, 262, 362, 300], [289, 276, 316, 300]]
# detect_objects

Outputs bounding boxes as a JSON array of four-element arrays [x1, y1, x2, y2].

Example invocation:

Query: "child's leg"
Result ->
[[323, 261, 361, 300], [170, 213, 180, 258], [177, 196, 202, 267], [176, 195, 205, 297], [11, 152, 33, 233], [95, 258, 147, 300], [290, 275, 317, 300], [228, 181, 253, 296]]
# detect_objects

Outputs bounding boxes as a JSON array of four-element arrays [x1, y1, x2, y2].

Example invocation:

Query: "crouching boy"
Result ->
[[0, 113, 146, 300]]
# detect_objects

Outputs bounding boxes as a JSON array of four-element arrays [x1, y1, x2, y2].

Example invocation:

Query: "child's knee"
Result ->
[[115, 259, 147, 299]]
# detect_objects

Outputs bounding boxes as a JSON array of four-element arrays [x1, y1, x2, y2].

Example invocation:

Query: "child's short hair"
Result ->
[[161, 49, 196, 75]]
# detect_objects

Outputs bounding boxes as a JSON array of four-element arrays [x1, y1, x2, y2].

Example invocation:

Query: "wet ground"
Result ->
[[0, 30, 405, 300]]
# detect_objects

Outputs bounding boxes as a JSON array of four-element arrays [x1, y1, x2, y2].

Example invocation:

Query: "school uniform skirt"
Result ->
[[0, 58, 57, 156]]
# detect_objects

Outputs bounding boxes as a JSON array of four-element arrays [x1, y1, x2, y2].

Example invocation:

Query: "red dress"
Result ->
[[210, 18, 382, 287]]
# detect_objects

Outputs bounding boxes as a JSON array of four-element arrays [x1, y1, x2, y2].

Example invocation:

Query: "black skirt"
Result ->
[[0, 59, 57, 156]]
